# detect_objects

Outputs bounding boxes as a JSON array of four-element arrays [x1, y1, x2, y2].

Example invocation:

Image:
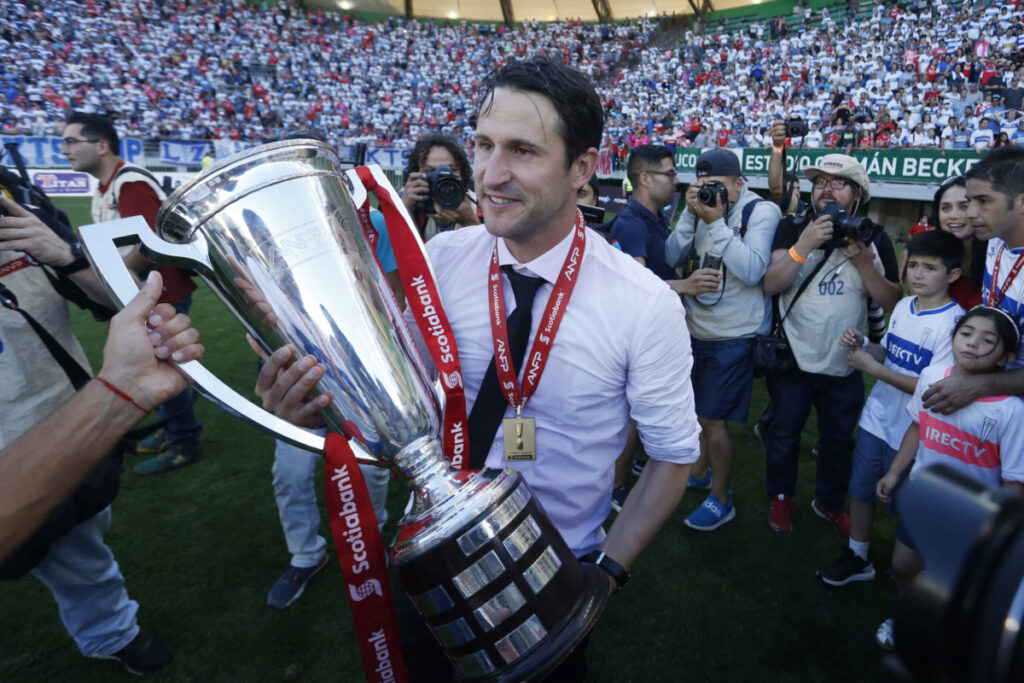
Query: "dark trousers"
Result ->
[[764, 368, 864, 511], [393, 581, 589, 683], [159, 296, 202, 445]]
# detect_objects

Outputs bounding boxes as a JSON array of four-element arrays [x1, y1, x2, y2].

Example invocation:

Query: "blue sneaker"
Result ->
[[267, 555, 329, 608], [687, 467, 712, 490], [684, 491, 736, 531]]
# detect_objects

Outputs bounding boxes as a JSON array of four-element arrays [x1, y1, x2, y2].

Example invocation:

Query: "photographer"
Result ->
[[400, 133, 480, 240], [665, 148, 781, 530], [1, 187, 176, 671], [761, 154, 901, 535]]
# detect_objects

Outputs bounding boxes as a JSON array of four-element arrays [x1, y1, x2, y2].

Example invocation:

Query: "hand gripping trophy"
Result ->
[[80, 139, 607, 682]]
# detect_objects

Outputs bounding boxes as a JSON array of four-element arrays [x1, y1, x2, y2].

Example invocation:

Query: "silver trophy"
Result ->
[[80, 140, 607, 681]]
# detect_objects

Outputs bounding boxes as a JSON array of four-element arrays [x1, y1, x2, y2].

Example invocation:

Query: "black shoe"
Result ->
[[817, 548, 876, 587], [88, 630, 173, 675]]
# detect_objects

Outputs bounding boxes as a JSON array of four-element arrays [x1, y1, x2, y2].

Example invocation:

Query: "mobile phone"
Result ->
[[701, 252, 723, 270]]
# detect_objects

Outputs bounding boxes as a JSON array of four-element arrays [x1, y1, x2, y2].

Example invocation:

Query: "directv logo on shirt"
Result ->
[[885, 333, 933, 373]]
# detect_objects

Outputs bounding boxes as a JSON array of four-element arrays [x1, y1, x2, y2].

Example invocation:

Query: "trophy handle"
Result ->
[[79, 216, 343, 457]]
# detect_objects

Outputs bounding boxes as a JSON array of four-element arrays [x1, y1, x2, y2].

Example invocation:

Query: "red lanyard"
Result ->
[[988, 242, 1024, 307], [354, 167, 470, 470], [488, 211, 586, 413]]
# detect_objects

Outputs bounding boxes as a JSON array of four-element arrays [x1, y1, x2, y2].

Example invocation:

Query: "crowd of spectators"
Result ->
[[0, 0, 654, 152], [2, 0, 1024, 160], [606, 0, 1024, 158]]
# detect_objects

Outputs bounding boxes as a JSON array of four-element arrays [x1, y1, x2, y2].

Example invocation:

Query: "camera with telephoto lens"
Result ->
[[696, 179, 728, 207], [414, 164, 466, 216], [818, 201, 883, 248], [891, 466, 1024, 682], [786, 118, 809, 138]]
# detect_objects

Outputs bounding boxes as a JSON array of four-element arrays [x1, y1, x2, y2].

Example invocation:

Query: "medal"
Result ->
[[502, 406, 537, 461], [489, 211, 586, 463]]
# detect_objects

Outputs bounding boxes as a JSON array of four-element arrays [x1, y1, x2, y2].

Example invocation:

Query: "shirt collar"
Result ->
[[495, 222, 578, 284]]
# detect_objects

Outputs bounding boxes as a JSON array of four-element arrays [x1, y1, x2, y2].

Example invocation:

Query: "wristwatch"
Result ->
[[582, 550, 630, 593], [54, 240, 89, 276]]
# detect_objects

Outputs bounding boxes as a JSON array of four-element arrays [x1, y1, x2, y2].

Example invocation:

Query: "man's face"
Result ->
[[643, 156, 677, 209], [696, 174, 742, 205], [61, 123, 104, 174], [422, 146, 459, 176], [966, 177, 1024, 242], [474, 87, 591, 254], [811, 173, 859, 212]]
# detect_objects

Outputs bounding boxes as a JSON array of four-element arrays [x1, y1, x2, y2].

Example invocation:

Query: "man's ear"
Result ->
[[95, 137, 112, 157], [570, 148, 599, 192]]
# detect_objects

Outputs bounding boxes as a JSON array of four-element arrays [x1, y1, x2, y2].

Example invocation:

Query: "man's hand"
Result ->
[[684, 184, 726, 224], [843, 239, 876, 271], [794, 214, 834, 254], [921, 373, 988, 415], [434, 194, 480, 227], [770, 120, 787, 148], [252, 342, 333, 427], [400, 171, 430, 214], [0, 196, 75, 266], [670, 268, 721, 296], [99, 271, 204, 411]]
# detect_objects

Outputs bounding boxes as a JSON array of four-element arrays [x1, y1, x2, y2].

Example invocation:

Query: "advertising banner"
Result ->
[[673, 147, 982, 184], [1, 135, 146, 167]]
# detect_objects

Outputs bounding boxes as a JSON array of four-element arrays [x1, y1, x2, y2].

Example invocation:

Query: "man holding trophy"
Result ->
[[255, 57, 701, 681]]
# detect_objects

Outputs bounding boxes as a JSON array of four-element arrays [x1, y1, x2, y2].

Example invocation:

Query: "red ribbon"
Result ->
[[324, 433, 408, 683], [353, 166, 471, 470], [488, 211, 586, 412], [987, 242, 1024, 308]]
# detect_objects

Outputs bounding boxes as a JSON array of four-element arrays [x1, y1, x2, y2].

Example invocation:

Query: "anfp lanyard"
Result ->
[[487, 211, 586, 416], [988, 242, 1024, 308]]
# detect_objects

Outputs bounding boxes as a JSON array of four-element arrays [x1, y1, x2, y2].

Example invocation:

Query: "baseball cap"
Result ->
[[695, 148, 741, 177], [802, 154, 871, 201]]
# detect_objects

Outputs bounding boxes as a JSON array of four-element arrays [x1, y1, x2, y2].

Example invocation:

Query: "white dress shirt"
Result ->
[[423, 224, 701, 555]]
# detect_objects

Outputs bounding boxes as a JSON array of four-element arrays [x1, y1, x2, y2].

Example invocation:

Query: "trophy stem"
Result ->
[[393, 436, 460, 505]]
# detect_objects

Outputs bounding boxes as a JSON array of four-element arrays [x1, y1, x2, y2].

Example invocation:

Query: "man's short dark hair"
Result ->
[[478, 56, 603, 170], [906, 229, 964, 273], [402, 133, 472, 185], [626, 145, 673, 186], [65, 112, 119, 153], [965, 144, 1024, 207]]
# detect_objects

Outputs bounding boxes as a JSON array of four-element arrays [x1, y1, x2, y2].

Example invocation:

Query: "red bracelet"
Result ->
[[95, 377, 149, 414]]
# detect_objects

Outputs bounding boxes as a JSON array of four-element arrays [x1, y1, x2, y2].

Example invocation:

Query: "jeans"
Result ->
[[159, 296, 202, 446], [764, 368, 864, 511], [31, 507, 140, 656], [273, 433, 391, 569]]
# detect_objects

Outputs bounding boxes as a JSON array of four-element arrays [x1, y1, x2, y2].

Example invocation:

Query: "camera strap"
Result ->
[[775, 246, 835, 329]]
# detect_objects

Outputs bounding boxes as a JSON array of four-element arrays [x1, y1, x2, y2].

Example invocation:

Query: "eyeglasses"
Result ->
[[812, 178, 851, 190], [60, 137, 99, 148], [645, 170, 677, 180]]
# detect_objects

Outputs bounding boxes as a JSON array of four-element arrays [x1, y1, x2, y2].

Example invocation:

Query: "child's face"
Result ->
[[906, 254, 958, 297], [953, 316, 1011, 372]]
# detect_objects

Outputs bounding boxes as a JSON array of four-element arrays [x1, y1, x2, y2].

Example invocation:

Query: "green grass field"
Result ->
[[0, 198, 906, 682]]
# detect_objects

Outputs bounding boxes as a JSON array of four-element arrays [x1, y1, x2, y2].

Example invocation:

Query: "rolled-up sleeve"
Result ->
[[626, 287, 701, 463]]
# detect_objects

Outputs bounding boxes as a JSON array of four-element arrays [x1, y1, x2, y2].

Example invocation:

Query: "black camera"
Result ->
[[818, 201, 883, 248], [786, 118, 809, 138], [577, 202, 605, 226], [696, 180, 728, 207], [893, 466, 1024, 682], [414, 165, 466, 216]]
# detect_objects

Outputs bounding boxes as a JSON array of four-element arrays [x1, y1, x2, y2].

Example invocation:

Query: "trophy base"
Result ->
[[391, 470, 608, 681]]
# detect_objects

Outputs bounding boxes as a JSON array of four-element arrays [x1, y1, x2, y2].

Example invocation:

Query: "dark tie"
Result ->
[[467, 266, 544, 469]]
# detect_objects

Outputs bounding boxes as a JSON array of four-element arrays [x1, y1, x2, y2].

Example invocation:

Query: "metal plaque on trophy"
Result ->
[[80, 140, 607, 681]]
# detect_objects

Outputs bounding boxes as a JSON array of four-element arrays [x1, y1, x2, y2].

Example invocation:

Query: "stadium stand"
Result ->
[[0, 0, 1022, 162]]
